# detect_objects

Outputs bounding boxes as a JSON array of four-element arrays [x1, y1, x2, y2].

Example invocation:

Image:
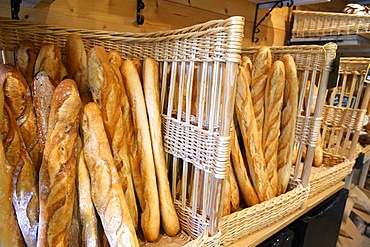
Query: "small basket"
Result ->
[[0, 16, 245, 245], [292, 10, 370, 38]]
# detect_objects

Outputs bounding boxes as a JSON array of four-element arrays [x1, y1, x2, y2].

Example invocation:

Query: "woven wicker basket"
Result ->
[[0, 16, 246, 246], [215, 44, 336, 246], [292, 10, 370, 38]]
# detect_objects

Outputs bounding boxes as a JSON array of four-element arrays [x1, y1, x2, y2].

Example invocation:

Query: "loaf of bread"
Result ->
[[0, 86, 25, 247], [222, 168, 231, 216], [66, 34, 90, 96], [235, 66, 274, 202], [313, 133, 323, 167], [88, 46, 138, 229], [77, 136, 100, 246], [34, 44, 62, 87], [229, 164, 240, 212], [31, 71, 55, 153], [15, 40, 38, 86], [81, 102, 139, 247], [37, 79, 82, 247], [277, 55, 298, 195], [143, 57, 180, 236], [305, 80, 318, 115], [251, 47, 271, 137], [121, 59, 160, 242], [108, 50, 123, 69], [241, 56, 252, 74], [2, 102, 39, 247], [0, 64, 42, 172], [263, 61, 285, 196]]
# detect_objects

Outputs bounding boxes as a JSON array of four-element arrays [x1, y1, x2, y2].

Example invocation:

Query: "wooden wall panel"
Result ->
[[0, 0, 291, 46]]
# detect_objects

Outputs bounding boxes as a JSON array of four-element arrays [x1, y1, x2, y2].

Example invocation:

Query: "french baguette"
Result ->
[[2, 102, 39, 247], [121, 59, 160, 242], [222, 168, 231, 216], [15, 40, 38, 86], [0, 64, 42, 171], [143, 57, 180, 237], [0, 86, 25, 247], [277, 55, 298, 195], [251, 47, 271, 137], [263, 61, 285, 196], [37, 79, 81, 247], [34, 44, 62, 87], [235, 66, 274, 202], [229, 164, 240, 212], [81, 102, 139, 247], [313, 133, 323, 167]]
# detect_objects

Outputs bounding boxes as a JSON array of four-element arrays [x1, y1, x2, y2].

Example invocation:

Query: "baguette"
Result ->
[[121, 59, 160, 242], [230, 122, 259, 206], [251, 47, 271, 137], [34, 44, 62, 87], [88, 46, 138, 229], [229, 164, 240, 212], [235, 66, 274, 202], [37, 79, 82, 247], [305, 80, 318, 115], [0, 64, 42, 171], [313, 133, 323, 167], [66, 34, 90, 95], [263, 61, 285, 196], [241, 56, 253, 75], [15, 40, 38, 86], [222, 168, 231, 216], [77, 136, 100, 247], [81, 102, 139, 247], [277, 55, 298, 195], [143, 57, 180, 236], [108, 50, 123, 69], [2, 103, 39, 247], [0, 86, 25, 247], [31, 71, 55, 153]]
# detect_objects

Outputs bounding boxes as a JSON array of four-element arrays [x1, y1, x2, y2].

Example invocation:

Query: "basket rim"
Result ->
[[292, 9, 370, 18]]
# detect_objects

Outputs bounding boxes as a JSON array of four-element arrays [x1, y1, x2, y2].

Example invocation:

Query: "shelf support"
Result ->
[[252, 0, 294, 43], [137, 0, 145, 25], [10, 0, 21, 20]]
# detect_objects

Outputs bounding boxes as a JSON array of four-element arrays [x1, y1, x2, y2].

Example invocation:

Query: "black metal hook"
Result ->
[[137, 0, 145, 25], [10, 0, 21, 20]]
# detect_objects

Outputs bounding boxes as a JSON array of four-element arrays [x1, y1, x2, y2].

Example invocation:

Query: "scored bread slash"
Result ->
[[121, 59, 160, 242], [81, 102, 139, 247]]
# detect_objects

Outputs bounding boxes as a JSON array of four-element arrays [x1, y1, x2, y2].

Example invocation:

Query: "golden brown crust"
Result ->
[[0, 86, 25, 247], [34, 44, 62, 87], [263, 61, 285, 196], [108, 50, 122, 69], [235, 66, 274, 202], [121, 59, 160, 242], [313, 133, 323, 167], [0, 64, 42, 172], [15, 40, 38, 86], [228, 164, 240, 212], [251, 47, 271, 137], [277, 55, 298, 195], [81, 102, 139, 247], [2, 103, 39, 247], [143, 57, 180, 237], [31, 71, 55, 153], [37, 79, 81, 247], [66, 34, 89, 95]]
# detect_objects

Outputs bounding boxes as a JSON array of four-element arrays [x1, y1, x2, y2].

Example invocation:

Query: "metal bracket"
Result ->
[[10, 0, 21, 20], [252, 0, 294, 43], [137, 0, 145, 25]]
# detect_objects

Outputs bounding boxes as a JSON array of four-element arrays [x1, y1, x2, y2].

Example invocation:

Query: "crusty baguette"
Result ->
[[37, 79, 82, 247], [81, 102, 139, 247], [313, 133, 323, 167], [277, 55, 298, 195], [305, 80, 318, 116], [132, 59, 143, 81], [34, 44, 62, 87], [263, 61, 285, 196], [108, 50, 123, 69], [0, 64, 42, 172], [88, 46, 138, 229], [251, 47, 271, 137], [15, 40, 38, 86], [235, 66, 274, 202], [241, 56, 253, 75], [121, 59, 160, 242], [222, 168, 231, 216], [230, 122, 259, 206], [2, 102, 39, 247], [0, 86, 25, 247], [31, 71, 55, 153], [66, 34, 90, 95], [143, 57, 180, 236], [229, 164, 240, 212], [77, 136, 100, 247]]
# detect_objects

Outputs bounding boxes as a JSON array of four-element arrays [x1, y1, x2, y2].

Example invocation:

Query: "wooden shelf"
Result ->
[[230, 181, 345, 247]]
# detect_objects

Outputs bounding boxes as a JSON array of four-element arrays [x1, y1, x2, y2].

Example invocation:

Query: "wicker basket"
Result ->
[[215, 44, 336, 246], [292, 10, 370, 38], [0, 16, 245, 245]]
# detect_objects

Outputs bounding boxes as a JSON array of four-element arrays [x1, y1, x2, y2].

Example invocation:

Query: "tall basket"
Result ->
[[0, 16, 245, 245]]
